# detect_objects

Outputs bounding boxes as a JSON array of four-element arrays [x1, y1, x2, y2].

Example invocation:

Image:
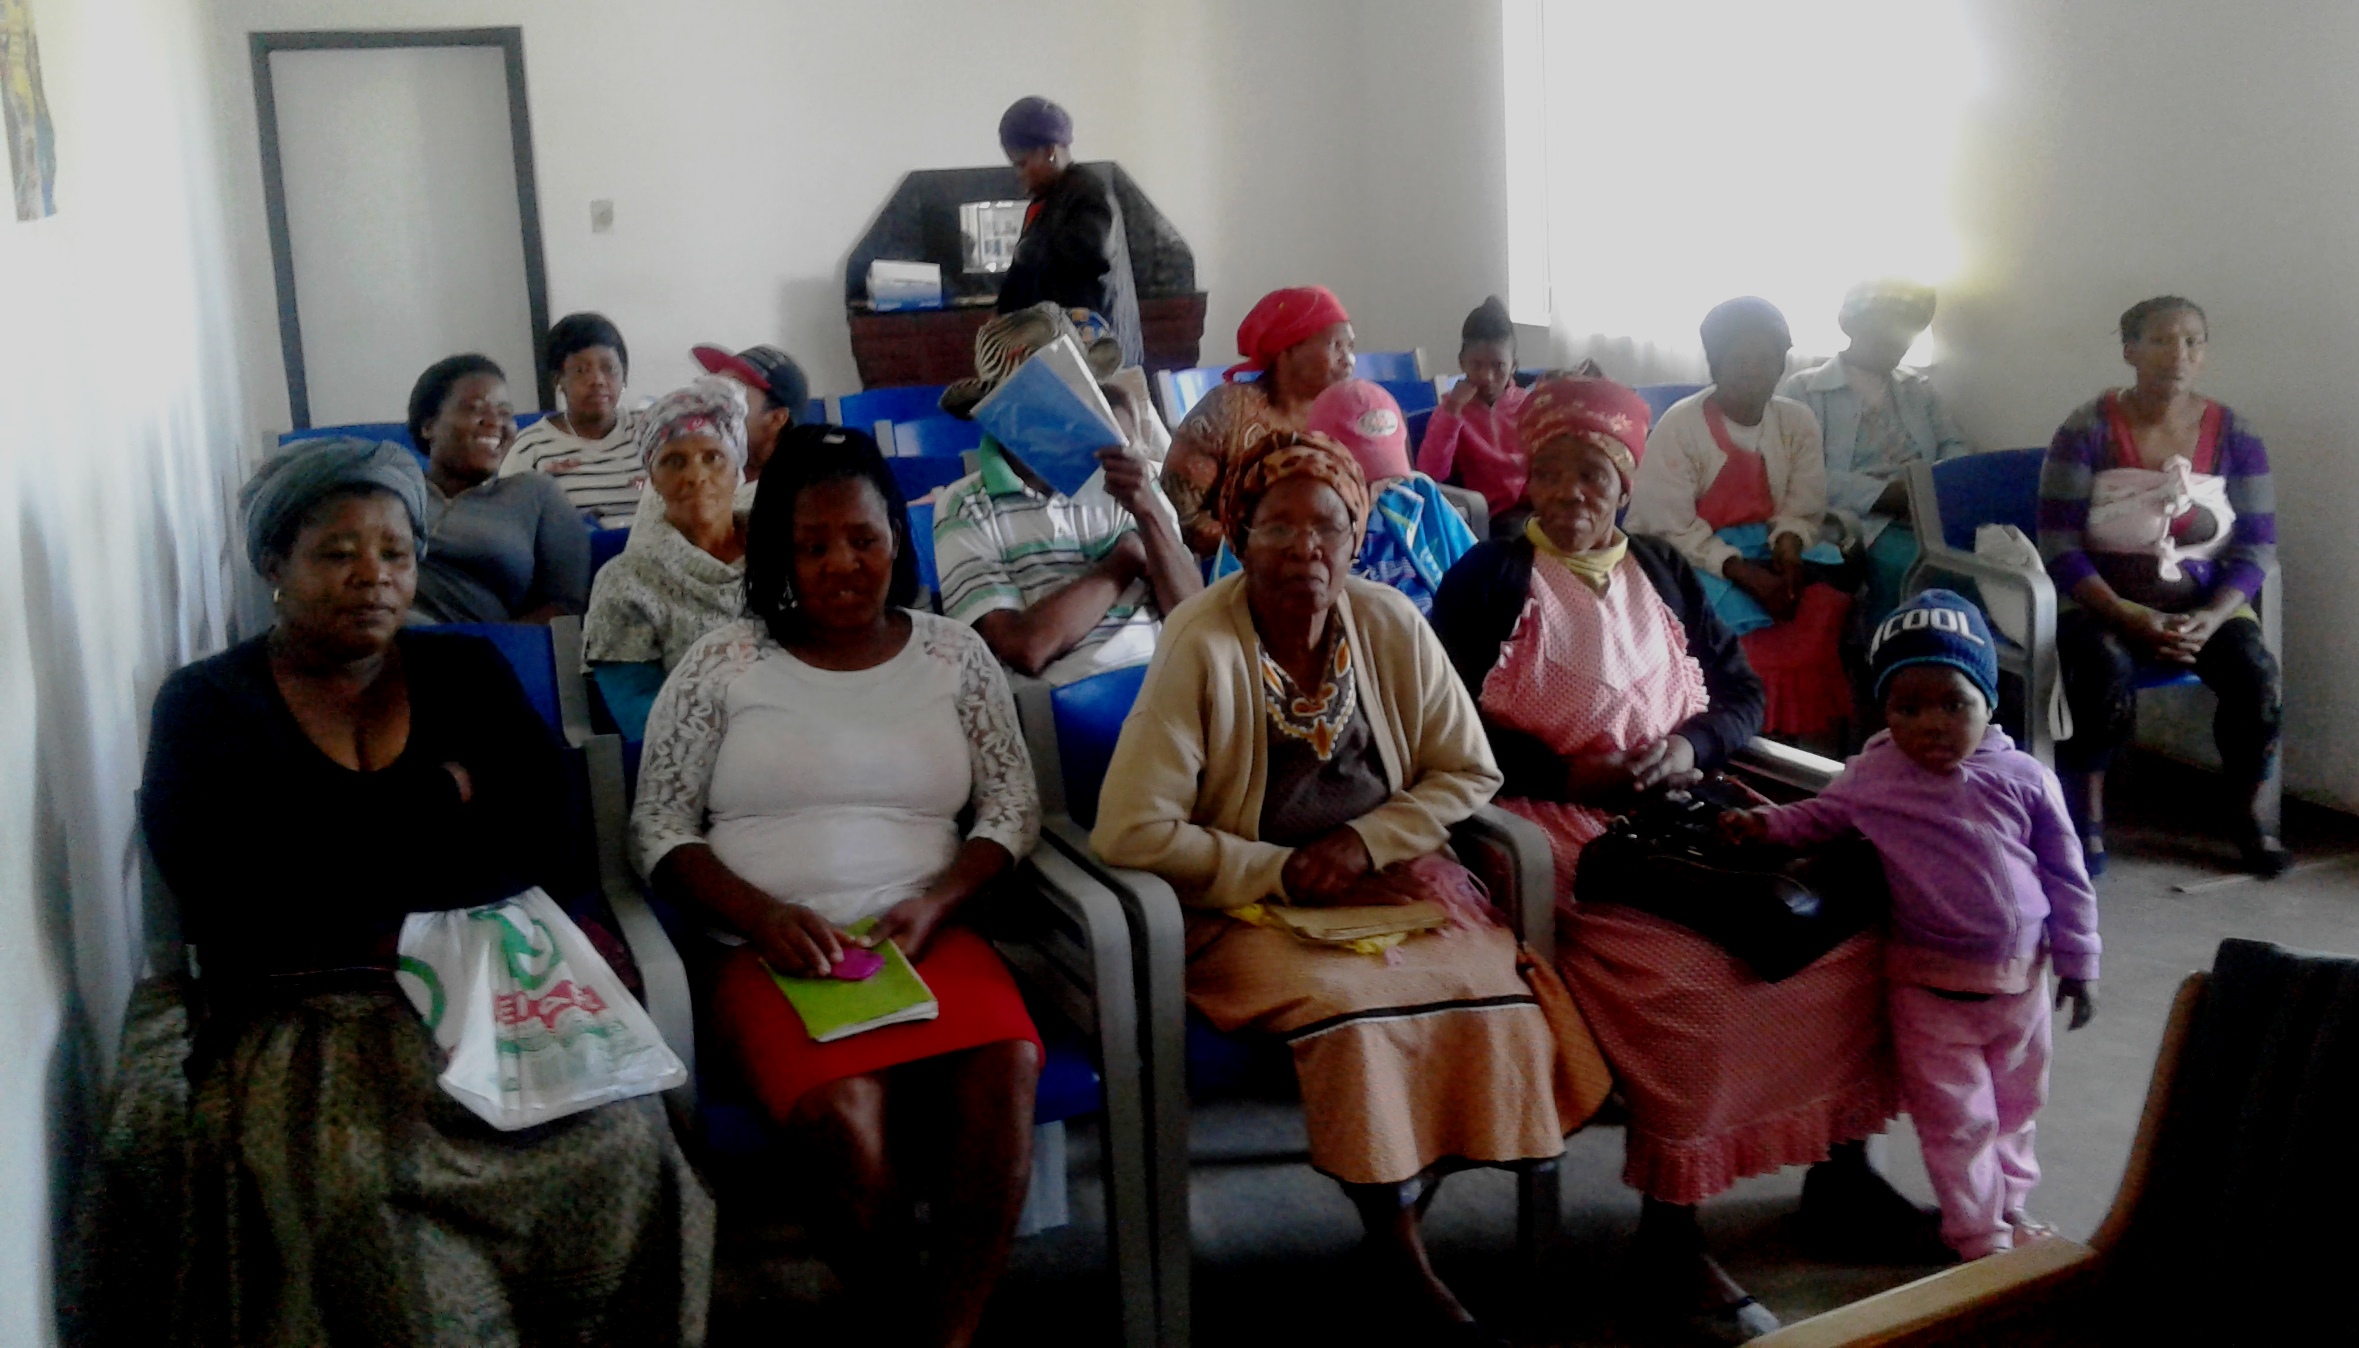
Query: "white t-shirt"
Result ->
[[499, 407, 649, 527]]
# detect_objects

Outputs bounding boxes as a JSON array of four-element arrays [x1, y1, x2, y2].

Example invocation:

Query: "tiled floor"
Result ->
[[712, 756, 2359, 1345]]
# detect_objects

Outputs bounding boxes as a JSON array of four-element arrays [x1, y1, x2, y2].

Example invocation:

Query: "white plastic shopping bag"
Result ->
[[395, 887, 686, 1131], [1972, 523, 2073, 744]]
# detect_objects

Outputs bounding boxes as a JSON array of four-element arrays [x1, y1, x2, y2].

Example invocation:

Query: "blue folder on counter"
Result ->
[[970, 335, 1126, 499]]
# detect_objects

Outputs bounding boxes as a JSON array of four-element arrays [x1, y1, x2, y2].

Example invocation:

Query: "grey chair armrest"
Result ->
[[1007, 671, 1066, 818], [1437, 484, 1489, 539], [1730, 737, 1844, 794], [583, 733, 695, 1095], [988, 846, 1160, 1348], [1038, 814, 1193, 1347], [1449, 804, 1557, 968], [549, 614, 594, 749]]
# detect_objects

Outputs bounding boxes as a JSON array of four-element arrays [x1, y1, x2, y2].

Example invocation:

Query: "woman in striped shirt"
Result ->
[[2037, 296, 2284, 876], [499, 310, 649, 527]]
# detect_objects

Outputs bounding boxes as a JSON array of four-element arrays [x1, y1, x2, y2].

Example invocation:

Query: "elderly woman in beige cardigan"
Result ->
[[1092, 432, 1607, 1341]]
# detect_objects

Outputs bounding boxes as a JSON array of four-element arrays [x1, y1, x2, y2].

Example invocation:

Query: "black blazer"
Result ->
[[996, 164, 1143, 366], [1429, 534, 1767, 801]]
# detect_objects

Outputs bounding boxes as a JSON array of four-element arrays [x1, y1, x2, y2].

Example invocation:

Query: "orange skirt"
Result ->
[[713, 925, 1040, 1122]]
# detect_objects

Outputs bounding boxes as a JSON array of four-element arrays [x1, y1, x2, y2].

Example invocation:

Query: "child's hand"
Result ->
[[1717, 809, 1771, 846], [1441, 379, 1478, 413], [2056, 977, 2097, 1030]]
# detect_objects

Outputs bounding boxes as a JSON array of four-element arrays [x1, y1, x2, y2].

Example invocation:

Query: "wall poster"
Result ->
[[3, 0, 57, 221]]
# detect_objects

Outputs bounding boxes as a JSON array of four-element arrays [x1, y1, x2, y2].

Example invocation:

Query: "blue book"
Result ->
[[970, 335, 1126, 498]]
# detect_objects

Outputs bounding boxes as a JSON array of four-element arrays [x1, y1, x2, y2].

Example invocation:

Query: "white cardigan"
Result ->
[[1625, 388, 1826, 579]]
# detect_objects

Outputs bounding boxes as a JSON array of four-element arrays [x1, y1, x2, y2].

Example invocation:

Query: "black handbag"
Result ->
[[1572, 778, 1888, 982]]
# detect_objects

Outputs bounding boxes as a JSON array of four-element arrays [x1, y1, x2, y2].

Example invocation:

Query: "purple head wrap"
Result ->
[[998, 96, 1074, 153]]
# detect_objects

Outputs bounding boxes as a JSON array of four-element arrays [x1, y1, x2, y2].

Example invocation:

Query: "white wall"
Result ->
[[0, 0, 253, 1339], [207, 0, 1230, 440], [204, 0, 1512, 442]]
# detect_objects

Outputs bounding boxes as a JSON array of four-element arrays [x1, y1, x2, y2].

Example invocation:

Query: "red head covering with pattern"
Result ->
[[1224, 286, 1352, 381], [1216, 429, 1372, 556], [1515, 375, 1653, 487]]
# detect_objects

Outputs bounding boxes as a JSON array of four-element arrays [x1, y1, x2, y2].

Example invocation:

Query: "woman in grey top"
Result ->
[[405, 353, 591, 624]]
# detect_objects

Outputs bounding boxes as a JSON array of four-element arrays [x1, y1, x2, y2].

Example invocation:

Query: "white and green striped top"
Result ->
[[931, 439, 1173, 686]]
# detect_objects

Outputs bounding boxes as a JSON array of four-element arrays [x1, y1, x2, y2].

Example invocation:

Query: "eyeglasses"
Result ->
[[1245, 521, 1353, 551]]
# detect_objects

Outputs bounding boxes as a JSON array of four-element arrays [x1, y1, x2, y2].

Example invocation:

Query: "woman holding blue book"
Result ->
[[632, 428, 1042, 1348]]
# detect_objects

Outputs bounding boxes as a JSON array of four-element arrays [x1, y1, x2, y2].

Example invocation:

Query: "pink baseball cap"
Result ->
[[1304, 379, 1411, 484]]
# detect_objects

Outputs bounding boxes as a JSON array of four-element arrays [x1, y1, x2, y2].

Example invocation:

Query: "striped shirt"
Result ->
[[2037, 393, 2276, 604], [498, 406, 649, 527], [933, 438, 1173, 686]]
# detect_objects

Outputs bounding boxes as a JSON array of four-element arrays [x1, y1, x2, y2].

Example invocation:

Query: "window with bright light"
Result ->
[[1502, 0, 1979, 369]]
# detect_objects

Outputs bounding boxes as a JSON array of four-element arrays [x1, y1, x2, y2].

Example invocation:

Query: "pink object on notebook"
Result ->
[[830, 948, 886, 981]]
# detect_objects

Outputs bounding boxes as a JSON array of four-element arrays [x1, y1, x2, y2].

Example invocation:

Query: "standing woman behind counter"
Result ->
[[993, 95, 1143, 366]]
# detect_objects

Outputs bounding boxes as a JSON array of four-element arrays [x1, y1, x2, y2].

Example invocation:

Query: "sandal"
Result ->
[[2006, 1210, 2059, 1246]]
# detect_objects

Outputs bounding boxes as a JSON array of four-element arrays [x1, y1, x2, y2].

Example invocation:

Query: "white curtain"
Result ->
[[1504, 0, 1978, 382]]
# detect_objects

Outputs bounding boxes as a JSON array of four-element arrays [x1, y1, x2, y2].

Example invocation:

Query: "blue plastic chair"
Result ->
[[1352, 349, 1424, 381], [588, 527, 630, 579], [412, 618, 586, 745], [1154, 366, 1230, 424], [1905, 450, 2282, 829], [1378, 377, 1438, 415], [1636, 383, 1707, 425], [908, 499, 940, 602], [891, 459, 969, 510], [833, 385, 950, 430], [796, 397, 825, 426], [1406, 406, 1434, 450], [881, 414, 985, 459]]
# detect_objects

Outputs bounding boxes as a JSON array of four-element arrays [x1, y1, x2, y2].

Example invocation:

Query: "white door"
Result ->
[[271, 45, 540, 425]]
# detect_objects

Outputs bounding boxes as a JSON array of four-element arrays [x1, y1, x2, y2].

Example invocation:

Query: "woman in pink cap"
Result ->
[[1208, 379, 1478, 614], [1161, 285, 1358, 555]]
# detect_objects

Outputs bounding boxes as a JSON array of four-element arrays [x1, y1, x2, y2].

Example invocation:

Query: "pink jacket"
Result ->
[[1757, 728, 2099, 991], [1417, 384, 1531, 517]]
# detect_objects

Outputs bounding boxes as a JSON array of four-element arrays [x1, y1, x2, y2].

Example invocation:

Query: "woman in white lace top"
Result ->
[[629, 427, 1041, 1348]]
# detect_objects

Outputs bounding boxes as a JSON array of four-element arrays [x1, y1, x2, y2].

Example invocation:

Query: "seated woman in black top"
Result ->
[[82, 437, 711, 1346]]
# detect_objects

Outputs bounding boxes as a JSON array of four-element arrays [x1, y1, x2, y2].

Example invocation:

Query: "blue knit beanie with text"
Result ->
[[1870, 588, 1999, 709]]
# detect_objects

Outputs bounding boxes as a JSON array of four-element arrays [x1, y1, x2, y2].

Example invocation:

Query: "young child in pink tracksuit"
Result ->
[[1723, 588, 2099, 1260]]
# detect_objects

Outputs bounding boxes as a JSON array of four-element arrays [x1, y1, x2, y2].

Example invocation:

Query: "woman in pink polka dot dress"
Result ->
[[1433, 375, 1916, 1342]]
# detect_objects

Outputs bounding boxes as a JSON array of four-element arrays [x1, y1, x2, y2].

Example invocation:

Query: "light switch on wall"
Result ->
[[590, 199, 614, 233]]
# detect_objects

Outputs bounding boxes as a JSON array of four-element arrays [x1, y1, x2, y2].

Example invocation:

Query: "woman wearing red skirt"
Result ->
[[634, 425, 1041, 1348]]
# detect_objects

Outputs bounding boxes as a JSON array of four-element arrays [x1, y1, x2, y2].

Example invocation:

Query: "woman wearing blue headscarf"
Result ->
[[75, 436, 713, 1345], [993, 94, 1143, 365]]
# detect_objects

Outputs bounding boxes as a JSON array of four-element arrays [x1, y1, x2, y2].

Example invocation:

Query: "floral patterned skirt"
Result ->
[[68, 973, 713, 1347]]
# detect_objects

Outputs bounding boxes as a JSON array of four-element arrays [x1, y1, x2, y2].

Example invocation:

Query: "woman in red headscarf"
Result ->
[[1161, 286, 1358, 555], [1431, 376, 1913, 1342]]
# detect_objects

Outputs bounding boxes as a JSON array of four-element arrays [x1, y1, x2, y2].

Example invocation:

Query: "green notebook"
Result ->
[[765, 921, 940, 1043]]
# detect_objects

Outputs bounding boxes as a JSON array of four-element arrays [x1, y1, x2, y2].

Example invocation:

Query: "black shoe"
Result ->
[[1798, 1158, 1948, 1264], [2239, 831, 2293, 878]]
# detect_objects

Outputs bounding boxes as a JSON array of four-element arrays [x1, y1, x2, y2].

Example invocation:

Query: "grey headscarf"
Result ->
[[638, 376, 749, 475], [240, 436, 430, 574]]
